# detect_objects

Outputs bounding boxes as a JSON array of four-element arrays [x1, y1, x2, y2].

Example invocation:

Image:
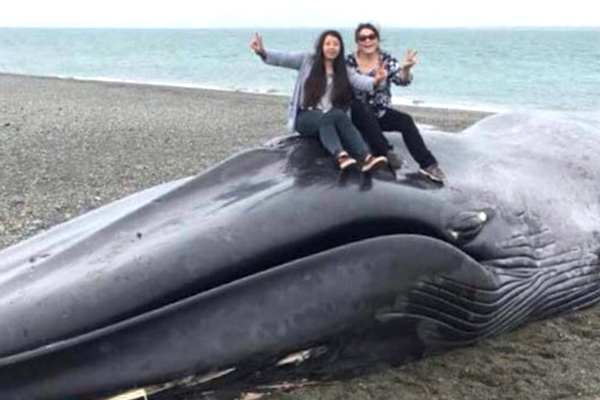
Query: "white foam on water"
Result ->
[[53, 74, 504, 113], [59, 75, 290, 99], [391, 96, 507, 114]]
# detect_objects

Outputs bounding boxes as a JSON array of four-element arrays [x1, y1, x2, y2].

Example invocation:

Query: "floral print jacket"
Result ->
[[346, 51, 412, 118]]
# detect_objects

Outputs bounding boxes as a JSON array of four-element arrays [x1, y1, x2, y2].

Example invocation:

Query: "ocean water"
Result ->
[[0, 27, 599, 112]]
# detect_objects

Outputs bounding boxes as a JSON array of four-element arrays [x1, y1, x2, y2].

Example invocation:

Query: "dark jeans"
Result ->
[[295, 108, 369, 160], [351, 100, 437, 168]]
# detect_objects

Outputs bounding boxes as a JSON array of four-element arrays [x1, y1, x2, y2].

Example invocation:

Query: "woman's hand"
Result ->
[[399, 49, 417, 82], [401, 49, 418, 70], [250, 33, 266, 58], [374, 63, 388, 86]]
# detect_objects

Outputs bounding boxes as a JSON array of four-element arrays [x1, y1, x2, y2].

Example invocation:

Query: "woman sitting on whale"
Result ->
[[347, 22, 446, 183], [250, 30, 388, 172]]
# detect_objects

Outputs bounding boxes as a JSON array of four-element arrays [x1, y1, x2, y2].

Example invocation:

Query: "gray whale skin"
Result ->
[[1, 111, 600, 399]]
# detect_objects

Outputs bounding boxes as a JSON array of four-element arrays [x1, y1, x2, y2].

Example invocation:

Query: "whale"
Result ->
[[0, 110, 599, 400]]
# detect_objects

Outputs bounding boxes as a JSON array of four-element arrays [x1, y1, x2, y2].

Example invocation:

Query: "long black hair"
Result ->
[[302, 30, 352, 110]]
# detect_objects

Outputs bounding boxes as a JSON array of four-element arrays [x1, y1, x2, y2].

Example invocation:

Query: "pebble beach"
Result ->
[[1, 72, 599, 400]]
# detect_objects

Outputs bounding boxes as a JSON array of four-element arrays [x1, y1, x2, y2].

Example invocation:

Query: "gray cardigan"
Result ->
[[263, 50, 376, 132]]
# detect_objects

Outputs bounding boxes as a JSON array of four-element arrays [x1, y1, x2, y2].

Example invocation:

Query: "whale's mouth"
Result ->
[[0, 215, 449, 363], [149, 217, 446, 313], [152, 208, 493, 312], [0, 174, 492, 368]]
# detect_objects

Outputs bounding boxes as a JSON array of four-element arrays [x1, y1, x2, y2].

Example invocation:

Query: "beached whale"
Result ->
[[0, 111, 599, 400]]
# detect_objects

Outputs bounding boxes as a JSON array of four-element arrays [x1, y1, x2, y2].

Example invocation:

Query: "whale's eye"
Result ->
[[477, 211, 488, 222], [447, 209, 494, 243]]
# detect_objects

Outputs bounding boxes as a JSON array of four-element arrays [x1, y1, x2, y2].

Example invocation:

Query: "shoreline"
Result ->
[[1, 71, 505, 114]]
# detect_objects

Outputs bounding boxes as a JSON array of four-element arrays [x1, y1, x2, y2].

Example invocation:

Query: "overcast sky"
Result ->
[[1, 0, 598, 28]]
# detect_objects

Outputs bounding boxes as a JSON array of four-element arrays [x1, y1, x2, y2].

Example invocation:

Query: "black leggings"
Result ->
[[351, 100, 437, 168]]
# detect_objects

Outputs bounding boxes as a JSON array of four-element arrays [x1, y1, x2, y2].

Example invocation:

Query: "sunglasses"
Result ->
[[358, 34, 378, 42]]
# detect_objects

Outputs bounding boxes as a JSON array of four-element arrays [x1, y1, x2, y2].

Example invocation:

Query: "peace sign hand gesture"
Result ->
[[401, 49, 418, 70]]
